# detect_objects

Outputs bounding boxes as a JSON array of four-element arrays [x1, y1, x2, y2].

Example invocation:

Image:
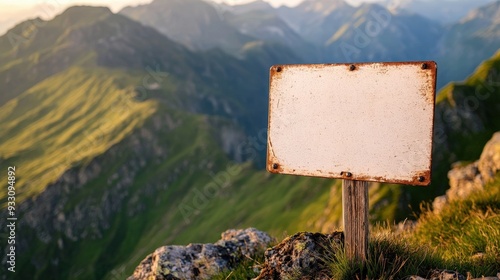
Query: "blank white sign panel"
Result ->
[[267, 62, 437, 186]]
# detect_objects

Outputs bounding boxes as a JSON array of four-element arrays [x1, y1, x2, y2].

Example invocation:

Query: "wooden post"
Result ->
[[342, 179, 369, 263]]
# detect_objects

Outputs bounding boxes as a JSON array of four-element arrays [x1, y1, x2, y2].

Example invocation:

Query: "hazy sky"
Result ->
[[0, 0, 361, 12], [0, 0, 377, 18], [0, 0, 377, 35]]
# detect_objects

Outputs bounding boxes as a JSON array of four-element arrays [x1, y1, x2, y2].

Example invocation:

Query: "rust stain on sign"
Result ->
[[267, 61, 437, 186]]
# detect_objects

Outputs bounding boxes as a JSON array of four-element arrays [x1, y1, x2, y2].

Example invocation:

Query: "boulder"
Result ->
[[428, 269, 466, 280], [127, 228, 272, 280], [255, 231, 343, 280], [406, 270, 500, 280]]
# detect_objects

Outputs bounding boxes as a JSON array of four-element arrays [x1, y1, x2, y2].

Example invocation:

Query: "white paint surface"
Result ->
[[267, 62, 436, 186]]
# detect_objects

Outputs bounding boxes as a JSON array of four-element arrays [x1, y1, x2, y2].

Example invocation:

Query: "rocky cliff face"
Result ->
[[433, 132, 500, 212], [15, 122, 168, 241]]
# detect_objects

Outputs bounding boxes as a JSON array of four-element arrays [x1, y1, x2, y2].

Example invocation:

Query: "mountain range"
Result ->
[[0, 0, 499, 279], [383, 0, 495, 23], [121, 0, 500, 88]]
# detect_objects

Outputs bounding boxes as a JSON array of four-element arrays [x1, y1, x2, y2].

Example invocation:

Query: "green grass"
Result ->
[[211, 255, 265, 280], [328, 231, 440, 280], [0, 66, 157, 206], [410, 174, 500, 277], [330, 173, 500, 280]]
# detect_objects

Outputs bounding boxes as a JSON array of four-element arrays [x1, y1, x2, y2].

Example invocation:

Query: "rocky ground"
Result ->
[[127, 228, 273, 280], [128, 228, 500, 280]]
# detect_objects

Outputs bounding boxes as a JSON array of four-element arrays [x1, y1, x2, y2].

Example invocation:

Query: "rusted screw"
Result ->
[[276, 66, 282, 72], [349, 65, 356, 71], [421, 63, 428, 70], [345, 172, 352, 178], [418, 176, 425, 182], [273, 163, 279, 170]]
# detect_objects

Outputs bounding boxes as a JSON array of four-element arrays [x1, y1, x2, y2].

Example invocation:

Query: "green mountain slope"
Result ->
[[0, 63, 333, 279], [0, 6, 316, 280], [0, 67, 156, 204], [433, 49, 500, 181], [0, 6, 191, 106]]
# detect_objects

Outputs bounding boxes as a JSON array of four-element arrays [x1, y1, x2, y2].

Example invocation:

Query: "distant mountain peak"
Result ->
[[51, 6, 112, 28], [57, 5, 112, 19], [300, 0, 349, 13], [235, 0, 272, 8], [224, 0, 274, 14], [357, 2, 390, 13], [461, 0, 500, 24], [383, 0, 496, 24], [62, 5, 111, 13], [149, 0, 210, 7]]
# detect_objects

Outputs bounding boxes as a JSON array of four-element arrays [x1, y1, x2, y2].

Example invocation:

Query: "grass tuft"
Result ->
[[210, 254, 264, 280], [410, 173, 500, 277], [328, 174, 500, 280], [329, 228, 441, 280]]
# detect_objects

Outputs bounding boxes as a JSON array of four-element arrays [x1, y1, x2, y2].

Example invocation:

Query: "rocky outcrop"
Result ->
[[478, 132, 500, 182], [127, 228, 272, 280], [433, 132, 500, 213], [256, 232, 344, 280], [130, 228, 500, 280]]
